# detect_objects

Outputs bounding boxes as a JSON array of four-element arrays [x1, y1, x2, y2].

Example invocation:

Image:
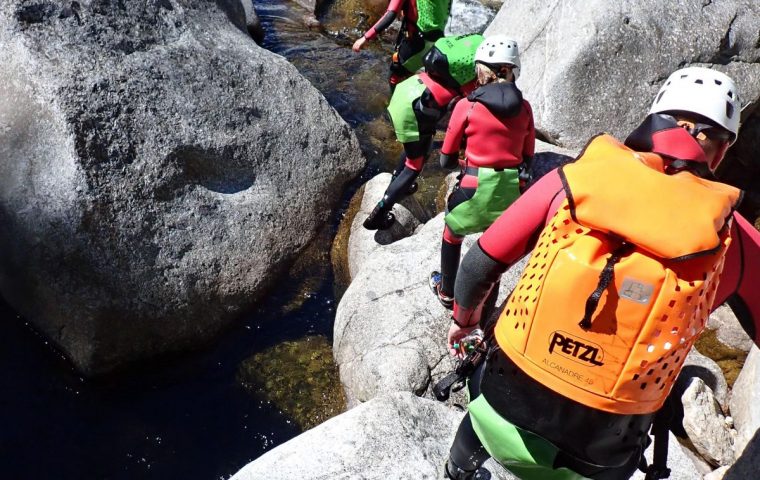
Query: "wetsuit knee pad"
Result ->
[[404, 155, 425, 171], [443, 225, 464, 245]]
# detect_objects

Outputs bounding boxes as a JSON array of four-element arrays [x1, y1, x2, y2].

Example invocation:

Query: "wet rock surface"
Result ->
[[486, 0, 760, 149]]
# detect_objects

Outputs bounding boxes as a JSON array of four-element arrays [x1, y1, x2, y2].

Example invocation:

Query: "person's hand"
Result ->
[[352, 36, 367, 52], [447, 322, 477, 359]]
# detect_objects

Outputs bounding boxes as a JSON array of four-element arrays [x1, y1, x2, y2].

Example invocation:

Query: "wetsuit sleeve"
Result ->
[[441, 99, 470, 157], [453, 169, 565, 326], [363, 0, 403, 40], [713, 212, 760, 346]]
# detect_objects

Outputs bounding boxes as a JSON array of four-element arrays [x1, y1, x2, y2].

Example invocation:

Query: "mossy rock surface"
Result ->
[[695, 328, 748, 388], [280, 226, 334, 314], [331, 184, 365, 296], [237, 335, 347, 431]]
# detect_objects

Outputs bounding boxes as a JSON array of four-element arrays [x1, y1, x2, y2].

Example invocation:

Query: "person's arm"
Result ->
[[353, 0, 404, 51], [522, 101, 536, 163], [448, 169, 565, 348], [439, 100, 470, 169], [713, 212, 760, 346]]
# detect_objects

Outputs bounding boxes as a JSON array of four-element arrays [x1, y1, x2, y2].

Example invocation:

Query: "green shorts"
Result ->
[[387, 76, 429, 143], [444, 167, 521, 236], [468, 395, 588, 480]]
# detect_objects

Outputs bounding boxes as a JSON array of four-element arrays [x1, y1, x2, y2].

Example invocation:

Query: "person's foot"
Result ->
[[363, 204, 395, 230], [429, 271, 454, 309], [442, 460, 490, 479]]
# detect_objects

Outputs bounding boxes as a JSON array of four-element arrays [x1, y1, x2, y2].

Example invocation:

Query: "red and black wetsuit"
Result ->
[[440, 83, 535, 171], [362, 0, 420, 42], [375, 74, 477, 226], [437, 82, 535, 298], [361, 0, 448, 89]]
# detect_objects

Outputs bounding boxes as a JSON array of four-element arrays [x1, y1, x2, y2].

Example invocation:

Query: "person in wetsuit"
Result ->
[[443, 67, 760, 480], [428, 36, 535, 309], [352, 0, 452, 92], [363, 34, 483, 231]]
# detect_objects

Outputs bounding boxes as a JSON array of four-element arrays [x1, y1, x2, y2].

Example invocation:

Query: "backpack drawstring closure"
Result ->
[[579, 241, 634, 330]]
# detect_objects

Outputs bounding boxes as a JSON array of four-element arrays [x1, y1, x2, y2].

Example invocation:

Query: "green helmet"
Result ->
[[423, 34, 484, 89]]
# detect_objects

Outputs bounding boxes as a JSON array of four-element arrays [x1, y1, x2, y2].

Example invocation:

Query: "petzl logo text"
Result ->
[[548, 331, 604, 366]]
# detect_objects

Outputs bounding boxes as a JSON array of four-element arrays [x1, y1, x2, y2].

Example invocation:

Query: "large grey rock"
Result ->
[[705, 465, 731, 480], [230, 391, 517, 480], [347, 173, 428, 281], [707, 304, 754, 353], [681, 378, 736, 466], [335, 214, 460, 406], [486, 0, 760, 149], [229, 392, 464, 480], [0, 0, 364, 375], [334, 213, 525, 406], [728, 345, 760, 458], [676, 348, 729, 413]]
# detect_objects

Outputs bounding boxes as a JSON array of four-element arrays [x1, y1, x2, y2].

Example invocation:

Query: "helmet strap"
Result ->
[[709, 141, 730, 173]]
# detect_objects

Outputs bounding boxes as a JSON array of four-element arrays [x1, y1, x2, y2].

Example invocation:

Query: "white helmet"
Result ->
[[475, 35, 521, 80], [649, 67, 740, 143]]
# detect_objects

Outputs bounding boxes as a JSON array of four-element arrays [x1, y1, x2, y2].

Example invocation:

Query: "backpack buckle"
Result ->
[[644, 466, 671, 480]]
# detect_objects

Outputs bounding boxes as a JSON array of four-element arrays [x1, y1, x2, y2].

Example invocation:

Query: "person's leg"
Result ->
[[364, 138, 431, 230], [446, 413, 491, 479], [440, 225, 464, 297], [390, 151, 419, 195], [389, 33, 427, 92]]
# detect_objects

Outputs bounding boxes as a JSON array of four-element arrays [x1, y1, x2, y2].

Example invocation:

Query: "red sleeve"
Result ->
[[714, 212, 760, 346], [440, 99, 470, 156], [478, 168, 565, 264], [363, 0, 403, 39], [522, 101, 535, 158]]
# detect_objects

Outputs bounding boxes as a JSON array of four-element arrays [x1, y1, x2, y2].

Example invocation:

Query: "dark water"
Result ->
[[0, 2, 390, 480]]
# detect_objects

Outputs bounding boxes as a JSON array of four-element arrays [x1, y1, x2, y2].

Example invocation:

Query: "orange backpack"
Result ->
[[494, 134, 741, 415]]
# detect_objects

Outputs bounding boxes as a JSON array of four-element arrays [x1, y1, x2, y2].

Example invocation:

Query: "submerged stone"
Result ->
[[237, 335, 346, 431], [694, 328, 748, 388]]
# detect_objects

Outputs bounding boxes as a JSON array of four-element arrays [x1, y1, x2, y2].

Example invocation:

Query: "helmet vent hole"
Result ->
[[726, 102, 734, 119], [715, 79, 723, 85], [694, 79, 704, 84], [727, 90, 734, 98], [655, 91, 665, 104]]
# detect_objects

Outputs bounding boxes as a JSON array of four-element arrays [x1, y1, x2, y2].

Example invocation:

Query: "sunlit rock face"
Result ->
[[0, 0, 364, 375], [486, 0, 760, 149]]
